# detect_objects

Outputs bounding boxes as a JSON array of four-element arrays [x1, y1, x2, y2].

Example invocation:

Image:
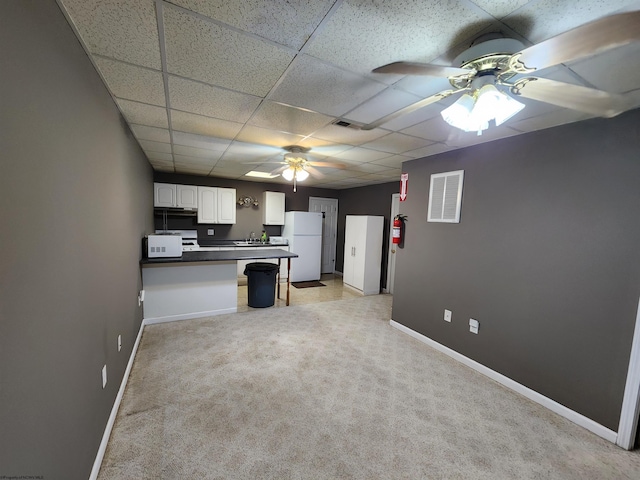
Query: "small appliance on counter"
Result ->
[[154, 230, 200, 251], [146, 233, 182, 258], [268, 236, 287, 245]]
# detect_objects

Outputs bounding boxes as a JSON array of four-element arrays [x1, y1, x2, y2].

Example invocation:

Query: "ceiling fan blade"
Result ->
[[361, 89, 465, 130], [269, 165, 288, 176], [307, 161, 347, 169], [509, 77, 627, 118], [513, 11, 640, 73], [305, 165, 325, 179], [373, 61, 471, 77]]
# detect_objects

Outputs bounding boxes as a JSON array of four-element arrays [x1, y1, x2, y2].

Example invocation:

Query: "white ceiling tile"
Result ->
[[116, 99, 168, 128], [401, 116, 452, 142], [270, 55, 387, 117], [310, 124, 388, 145], [174, 154, 217, 166], [378, 101, 450, 131], [360, 132, 435, 154], [146, 152, 174, 162], [163, 6, 295, 96], [172, 131, 231, 151], [508, 109, 594, 133], [471, 0, 530, 19], [131, 124, 171, 143], [235, 125, 307, 147], [170, 110, 243, 139], [94, 57, 165, 106], [139, 140, 172, 153], [224, 141, 283, 157], [306, 0, 492, 75], [331, 146, 393, 163], [345, 88, 422, 123], [168, 76, 261, 122], [345, 163, 395, 174], [168, 0, 335, 49], [503, 0, 638, 43], [370, 154, 412, 168], [248, 102, 334, 136], [173, 145, 225, 161], [403, 142, 456, 159], [60, 0, 160, 68]]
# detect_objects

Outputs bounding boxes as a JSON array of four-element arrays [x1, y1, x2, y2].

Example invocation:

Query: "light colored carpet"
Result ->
[[99, 295, 640, 479]]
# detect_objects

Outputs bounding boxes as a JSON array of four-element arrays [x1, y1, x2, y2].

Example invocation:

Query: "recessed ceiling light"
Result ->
[[245, 171, 278, 178]]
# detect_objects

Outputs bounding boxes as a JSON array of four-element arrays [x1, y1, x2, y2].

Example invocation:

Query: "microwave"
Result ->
[[146, 234, 182, 258]]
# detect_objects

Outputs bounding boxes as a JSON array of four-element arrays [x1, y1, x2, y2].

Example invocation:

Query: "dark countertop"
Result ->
[[140, 248, 297, 265], [197, 239, 288, 247]]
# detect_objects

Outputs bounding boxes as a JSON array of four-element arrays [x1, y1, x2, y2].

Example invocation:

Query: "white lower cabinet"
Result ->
[[343, 215, 384, 295], [197, 187, 236, 224]]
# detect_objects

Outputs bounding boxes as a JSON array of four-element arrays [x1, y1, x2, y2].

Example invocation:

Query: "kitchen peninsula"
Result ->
[[141, 249, 298, 324]]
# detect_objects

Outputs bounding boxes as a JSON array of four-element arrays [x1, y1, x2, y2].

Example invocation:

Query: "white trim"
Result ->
[[390, 320, 618, 444], [90, 319, 146, 480], [617, 296, 640, 449], [144, 308, 237, 325]]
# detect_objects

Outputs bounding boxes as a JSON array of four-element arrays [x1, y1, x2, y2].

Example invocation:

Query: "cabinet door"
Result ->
[[154, 183, 176, 207], [217, 188, 236, 224], [343, 216, 357, 285], [197, 187, 218, 224], [176, 184, 198, 209], [263, 191, 285, 225]]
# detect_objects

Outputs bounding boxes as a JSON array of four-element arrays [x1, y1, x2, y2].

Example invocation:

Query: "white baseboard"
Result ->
[[144, 307, 237, 325], [90, 319, 146, 480], [389, 320, 618, 445]]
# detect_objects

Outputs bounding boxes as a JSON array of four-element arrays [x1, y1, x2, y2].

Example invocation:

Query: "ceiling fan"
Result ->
[[363, 12, 640, 134], [250, 146, 346, 192]]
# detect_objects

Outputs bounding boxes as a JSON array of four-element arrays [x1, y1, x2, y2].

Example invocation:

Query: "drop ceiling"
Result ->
[[58, 0, 640, 189]]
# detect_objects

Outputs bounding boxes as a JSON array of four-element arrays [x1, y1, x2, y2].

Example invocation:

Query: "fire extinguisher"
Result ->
[[392, 214, 407, 246]]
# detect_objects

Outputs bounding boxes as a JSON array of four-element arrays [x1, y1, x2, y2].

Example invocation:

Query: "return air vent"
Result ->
[[427, 170, 464, 223], [331, 119, 362, 129]]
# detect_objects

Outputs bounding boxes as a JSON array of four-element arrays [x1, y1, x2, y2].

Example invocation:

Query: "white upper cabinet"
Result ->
[[197, 186, 236, 224], [262, 191, 285, 225], [217, 188, 236, 224], [197, 187, 218, 224], [176, 184, 198, 209], [154, 183, 197, 209], [154, 183, 176, 208]]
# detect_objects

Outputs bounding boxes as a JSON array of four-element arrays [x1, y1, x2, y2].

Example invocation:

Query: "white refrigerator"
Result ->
[[282, 211, 323, 282]]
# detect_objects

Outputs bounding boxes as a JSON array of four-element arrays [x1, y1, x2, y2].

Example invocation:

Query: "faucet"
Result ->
[[249, 231, 256, 243]]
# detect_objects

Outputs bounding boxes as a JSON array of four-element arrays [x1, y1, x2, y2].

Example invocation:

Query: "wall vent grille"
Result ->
[[427, 170, 464, 223]]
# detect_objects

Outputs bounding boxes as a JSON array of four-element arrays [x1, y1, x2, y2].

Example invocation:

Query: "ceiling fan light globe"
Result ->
[[282, 167, 295, 181], [440, 93, 475, 129]]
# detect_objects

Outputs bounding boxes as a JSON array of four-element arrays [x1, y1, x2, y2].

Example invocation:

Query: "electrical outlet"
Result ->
[[118, 335, 122, 352], [444, 309, 452, 322], [102, 365, 107, 388], [208, 229, 214, 235], [469, 318, 479, 334]]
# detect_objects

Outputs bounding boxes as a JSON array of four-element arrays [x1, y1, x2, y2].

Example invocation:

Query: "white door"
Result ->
[[386, 194, 400, 294], [309, 197, 338, 274]]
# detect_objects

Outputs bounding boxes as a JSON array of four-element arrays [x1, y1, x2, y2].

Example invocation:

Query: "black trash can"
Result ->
[[244, 262, 279, 308]]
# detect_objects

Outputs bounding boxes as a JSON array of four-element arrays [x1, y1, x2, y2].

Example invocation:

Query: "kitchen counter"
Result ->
[[140, 248, 296, 264], [141, 249, 298, 324]]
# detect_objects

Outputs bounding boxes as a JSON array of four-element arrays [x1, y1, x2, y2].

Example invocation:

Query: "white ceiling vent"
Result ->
[[427, 170, 464, 223]]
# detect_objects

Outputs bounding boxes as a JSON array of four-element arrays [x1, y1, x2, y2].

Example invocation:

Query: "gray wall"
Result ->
[[0, 2, 154, 478], [153, 172, 338, 241], [391, 109, 640, 431]]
